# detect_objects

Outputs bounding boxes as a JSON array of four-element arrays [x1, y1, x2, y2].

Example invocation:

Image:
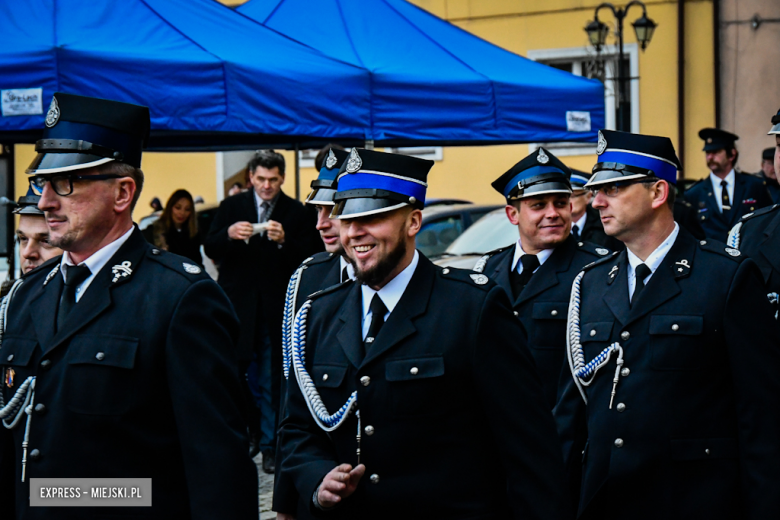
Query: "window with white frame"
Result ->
[[526, 44, 639, 156]]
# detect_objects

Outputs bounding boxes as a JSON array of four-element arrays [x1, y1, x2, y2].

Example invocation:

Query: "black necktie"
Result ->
[[571, 224, 580, 238], [509, 254, 540, 300], [720, 180, 731, 212], [341, 266, 349, 283], [363, 294, 388, 355], [632, 263, 652, 307], [57, 264, 92, 331]]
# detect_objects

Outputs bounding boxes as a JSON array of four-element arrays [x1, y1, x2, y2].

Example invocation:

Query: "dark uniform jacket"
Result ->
[[555, 228, 780, 520], [282, 255, 568, 520], [684, 172, 772, 242], [730, 203, 780, 295], [759, 172, 780, 203], [0, 228, 258, 520], [673, 199, 706, 240], [478, 235, 611, 408], [204, 190, 321, 361], [579, 205, 623, 251], [274, 252, 344, 519]]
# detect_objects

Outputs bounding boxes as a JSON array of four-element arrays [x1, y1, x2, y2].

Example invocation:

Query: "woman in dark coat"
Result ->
[[144, 189, 203, 265]]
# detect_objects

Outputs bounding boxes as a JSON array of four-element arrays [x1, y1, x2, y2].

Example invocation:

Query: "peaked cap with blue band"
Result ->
[[769, 108, 780, 135], [587, 130, 681, 187], [331, 148, 433, 219], [491, 147, 571, 201], [699, 128, 738, 152], [27, 92, 150, 175], [12, 187, 44, 216], [570, 169, 591, 192], [306, 148, 349, 206]]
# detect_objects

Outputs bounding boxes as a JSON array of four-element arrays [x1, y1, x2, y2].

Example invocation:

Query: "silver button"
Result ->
[[442, 268, 450, 274], [369, 474, 380, 484], [322, 374, 329, 381], [410, 367, 419, 375], [671, 324, 679, 331], [589, 329, 597, 337], [95, 352, 105, 361], [551, 310, 558, 316], [578, 242, 584, 247], [616, 403, 626, 412], [614, 438, 624, 448], [6, 354, 13, 362], [620, 367, 630, 377], [360, 376, 371, 387], [151, 248, 160, 255], [621, 331, 630, 340], [705, 448, 711, 455], [364, 425, 375, 436], [700, 240, 707, 245], [513, 311, 519, 316]]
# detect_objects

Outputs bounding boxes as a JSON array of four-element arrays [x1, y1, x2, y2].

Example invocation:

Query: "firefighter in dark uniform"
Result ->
[[727, 108, 780, 308], [274, 147, 353, 520], [281, 148, 568, 519], [556, 129, 780, 520], [0, 93, 258, 519], [474, 149, 611, 409], [569, 169, 623, 251], [684, 128, 772, 242]]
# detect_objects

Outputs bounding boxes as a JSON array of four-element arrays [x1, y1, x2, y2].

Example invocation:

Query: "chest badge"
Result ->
[[111, 261, 133, 283], [470, 273, 489, 285], [5, 368, 15, 388]]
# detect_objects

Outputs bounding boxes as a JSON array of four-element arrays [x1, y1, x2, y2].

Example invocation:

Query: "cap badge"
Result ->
[[183, 263, 201, 274], [725, 247, 741, 257], [707, 138, 712, 144], [346, 148, 362, 174], [470, 273, 489, 285], [596, 248, 609, 256], [111, 261, 133, 283], [325, 149, 338, 169], [44, 97, 60, 128], [537, 148, 549, 164], [597, 130, 607, 155]]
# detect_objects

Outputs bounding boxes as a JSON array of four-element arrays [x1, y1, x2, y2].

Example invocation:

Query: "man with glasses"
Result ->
[[0, 93, 258, 519], [473, 149, 611, 409], [555, 129, 780, 520]]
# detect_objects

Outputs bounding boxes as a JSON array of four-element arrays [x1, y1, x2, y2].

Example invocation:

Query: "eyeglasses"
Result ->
[[29, 174, 122, 197], [589, 179, 659, 198]]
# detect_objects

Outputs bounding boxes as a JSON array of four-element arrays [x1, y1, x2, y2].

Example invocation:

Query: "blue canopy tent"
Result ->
[[239, 0, 606, 146], [0, 0, 371, 150]]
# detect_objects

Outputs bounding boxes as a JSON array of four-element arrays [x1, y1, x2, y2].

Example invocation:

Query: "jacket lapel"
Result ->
[[516, 236, 575, 307], [601, 251, 631, 326], [336, 283, 366, 368], [28, 266, 63, 353], [361, 256, 434, 366], [489, 249, 513, 303]]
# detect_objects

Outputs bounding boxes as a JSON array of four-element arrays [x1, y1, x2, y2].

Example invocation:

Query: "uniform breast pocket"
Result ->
[[580, 321, 614, 360], [530, 302, 567, 350], [650, 315, 703, 371], [311, 364, 349, 408], [386, 357, 451, 417], [66, 334, 138, 415]]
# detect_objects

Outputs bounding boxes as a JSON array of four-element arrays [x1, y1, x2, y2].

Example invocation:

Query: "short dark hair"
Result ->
[[314, 144, 345, 171], [248, 150, 285, 177], [96, 161, 144, 210]]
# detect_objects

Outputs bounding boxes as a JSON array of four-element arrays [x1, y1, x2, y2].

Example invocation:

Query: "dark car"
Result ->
[[416, 203, 503, 258]]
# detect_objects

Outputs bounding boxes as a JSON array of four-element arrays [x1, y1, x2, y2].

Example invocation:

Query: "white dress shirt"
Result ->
[[709, 169, 736, 213], [339, 255, 355, 283], [573, 212, 587, 236], [60, 226, 134, 302], [360, 250, 419, 339], [626, 222, 679, 301], [510, 239, 554, 274]]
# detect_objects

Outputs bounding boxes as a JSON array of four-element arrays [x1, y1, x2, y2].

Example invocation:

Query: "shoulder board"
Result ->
[[307, 279, 353, 301], [146, 248, 209, 278], [685, 178, 706, 191], [300, 251, 337, 268], [739, 203, 779, 224], [439, 265, 493, 290], [24, 255, 62, 280], [697, 239, 743, 261], [581, 251, 619, 271], [473, 244, 513, 273], [575, 240, 612, 258]]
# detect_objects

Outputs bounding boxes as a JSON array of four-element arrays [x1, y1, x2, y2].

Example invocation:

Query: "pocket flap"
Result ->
[[67, 335, 138, 369], [312, 364, 348, 388], [670, 437, 737, 461], [580, 322, 614, 343], [0, 337, 38, 367], [649, 315, 703, 336], [386, 357, 445, 381], [532, 302, 567, 320]]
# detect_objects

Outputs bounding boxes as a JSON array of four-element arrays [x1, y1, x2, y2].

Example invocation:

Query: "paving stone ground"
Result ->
[[255, 452, 276, 519]]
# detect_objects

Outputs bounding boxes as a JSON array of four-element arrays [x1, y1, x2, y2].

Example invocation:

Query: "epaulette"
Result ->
[[307, 279, 353, 301], [146, 247, 209, 278], [581, 251, 619, 271], [299, 251, 336, 268], [739, 203, 779, 224], [697, 239, 743, 261], [472, 244, 512, 273], [438, 265, 493, 291], [575, 240, 612, 258]]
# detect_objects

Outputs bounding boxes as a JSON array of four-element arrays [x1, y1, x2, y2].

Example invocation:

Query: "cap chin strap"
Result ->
[[35, 138, 123, 162]]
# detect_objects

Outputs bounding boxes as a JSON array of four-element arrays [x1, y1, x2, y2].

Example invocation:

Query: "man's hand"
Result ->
[[267, 220, 285, 244], [317, 463, 365, 508], [228, 221, 254, 241]]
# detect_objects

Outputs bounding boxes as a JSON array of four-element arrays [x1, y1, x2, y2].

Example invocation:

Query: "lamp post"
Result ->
[[585, 1, 657, 131]]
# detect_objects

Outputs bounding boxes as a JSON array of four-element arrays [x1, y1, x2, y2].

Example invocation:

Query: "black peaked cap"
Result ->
[[698, 128, 738, 152], [491, 147, 571, 199]]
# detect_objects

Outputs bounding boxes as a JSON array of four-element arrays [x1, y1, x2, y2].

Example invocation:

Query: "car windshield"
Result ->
[[445, 209, 518, 255]]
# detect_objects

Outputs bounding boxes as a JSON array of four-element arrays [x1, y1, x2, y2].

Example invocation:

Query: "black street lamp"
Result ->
[[584, 1, 657, 131]]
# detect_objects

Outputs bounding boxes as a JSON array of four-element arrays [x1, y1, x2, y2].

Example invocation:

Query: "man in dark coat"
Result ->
[[475, 151, 611, 409], [569, 169, 623, 251], [281, 148, 568, 520], [684, 128, 772, 242], [204, 150, 321, 471], [556, 129, 780, 520], [0, 92, 257, 519]]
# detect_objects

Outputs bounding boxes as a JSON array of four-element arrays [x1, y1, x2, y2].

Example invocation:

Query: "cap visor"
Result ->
[[585, 170, 649, 187], [305, 188, 337, 206], [26, 152, 113, 175], [769, 123, 780, 135], [331, 198, 408, 219], [514, 181, 571, 200], [13, 206, 44, 216]]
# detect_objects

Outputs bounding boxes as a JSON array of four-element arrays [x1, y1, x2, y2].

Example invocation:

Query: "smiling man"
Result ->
[[13, 189, 62, 275], [474, 148, 610, 409], [280, 148, 568, 520]]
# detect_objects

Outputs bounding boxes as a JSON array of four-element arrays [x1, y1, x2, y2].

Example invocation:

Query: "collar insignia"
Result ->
[[325, 149, 338, 169], [43, 265, 59, 286], [607, 264, 619, 285], [597, 130, 607, 154], [45, 96, 60, 128], [346, 148, 362, 173], [537, 148, 549, 164], [183, 263, 201, 274], [674, 259, 691, 276], [111, 261, 133, 283], [470, 273, 489, 285]]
